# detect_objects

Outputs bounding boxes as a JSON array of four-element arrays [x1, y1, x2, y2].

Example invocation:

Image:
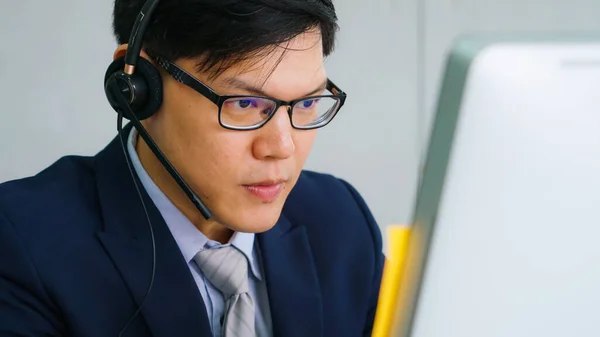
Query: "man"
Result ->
[[0, 0, 384, 336]]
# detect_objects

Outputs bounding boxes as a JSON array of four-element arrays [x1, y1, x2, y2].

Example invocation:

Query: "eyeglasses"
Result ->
[[152, 56, 347, 131]]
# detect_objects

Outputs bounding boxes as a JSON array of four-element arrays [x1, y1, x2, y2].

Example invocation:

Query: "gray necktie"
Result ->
[[194, 246, 256, 337]]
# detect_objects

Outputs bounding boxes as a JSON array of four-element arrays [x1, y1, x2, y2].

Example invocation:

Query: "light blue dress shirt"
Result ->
[[127, 127, 273, 337]]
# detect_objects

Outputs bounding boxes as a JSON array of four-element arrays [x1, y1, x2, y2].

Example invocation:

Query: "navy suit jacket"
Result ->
[[0, 127, 384, 337]]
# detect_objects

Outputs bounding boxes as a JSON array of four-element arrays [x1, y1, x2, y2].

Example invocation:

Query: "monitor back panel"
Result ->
[[398, 36, 600, 337]]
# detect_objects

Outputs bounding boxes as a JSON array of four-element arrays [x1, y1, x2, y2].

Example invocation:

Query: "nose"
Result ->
[[252, 105, 295, 160]]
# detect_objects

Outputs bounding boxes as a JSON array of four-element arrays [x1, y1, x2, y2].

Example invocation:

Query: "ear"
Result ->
[[114, 44, 157, 66], [113, 44, 128, 60]]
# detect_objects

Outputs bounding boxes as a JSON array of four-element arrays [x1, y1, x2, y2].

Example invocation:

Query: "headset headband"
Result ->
[[123, 0, 160, 75]]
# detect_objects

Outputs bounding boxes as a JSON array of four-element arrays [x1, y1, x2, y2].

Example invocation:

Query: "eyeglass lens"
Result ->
[[220, 96, 340, 129]]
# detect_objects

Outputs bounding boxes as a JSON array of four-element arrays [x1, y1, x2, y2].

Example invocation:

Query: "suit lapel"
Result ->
[[258, 215, 323, 337], [94, 125, 211, 337]]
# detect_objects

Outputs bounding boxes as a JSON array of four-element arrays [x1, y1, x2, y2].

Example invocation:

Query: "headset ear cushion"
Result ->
[[133, 57, 163, 120], [104, 56, 163, 120]]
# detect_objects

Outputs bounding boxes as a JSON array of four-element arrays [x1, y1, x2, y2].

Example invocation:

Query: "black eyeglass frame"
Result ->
[[153, 56, 347, 131]]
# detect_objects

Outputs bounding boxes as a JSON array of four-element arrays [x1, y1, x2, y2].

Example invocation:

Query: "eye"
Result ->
[[301, 99, 320, 108], [236, 99, 257, 109]]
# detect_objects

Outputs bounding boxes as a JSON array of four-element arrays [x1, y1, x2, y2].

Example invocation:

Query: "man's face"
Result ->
[[141, 31, 326, 233]]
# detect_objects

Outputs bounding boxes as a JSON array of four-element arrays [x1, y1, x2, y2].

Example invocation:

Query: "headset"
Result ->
[[103, 0, 212, 335]]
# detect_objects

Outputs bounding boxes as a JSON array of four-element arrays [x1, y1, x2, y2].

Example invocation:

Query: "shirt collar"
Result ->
[[126, 127, 262, 280]]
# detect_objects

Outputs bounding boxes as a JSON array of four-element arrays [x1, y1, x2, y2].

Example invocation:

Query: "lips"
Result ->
[[243, 180, 286, 202]]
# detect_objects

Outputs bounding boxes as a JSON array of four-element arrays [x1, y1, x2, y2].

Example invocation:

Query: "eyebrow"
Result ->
[[221, 77, 329, 99]]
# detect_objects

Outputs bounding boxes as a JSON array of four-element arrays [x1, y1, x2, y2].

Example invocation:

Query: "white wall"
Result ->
[[0, 1, 116, 179], [1, 0, 600, 241]]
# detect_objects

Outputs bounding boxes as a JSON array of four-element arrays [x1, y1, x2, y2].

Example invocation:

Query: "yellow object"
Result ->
[[371, 225, 411, 337]]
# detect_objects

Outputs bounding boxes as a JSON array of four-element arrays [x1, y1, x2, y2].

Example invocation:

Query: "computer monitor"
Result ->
[[394, 34, 600, 337]]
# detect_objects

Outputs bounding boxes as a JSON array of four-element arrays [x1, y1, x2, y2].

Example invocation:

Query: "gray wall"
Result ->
[[1, 1, 600, 242]]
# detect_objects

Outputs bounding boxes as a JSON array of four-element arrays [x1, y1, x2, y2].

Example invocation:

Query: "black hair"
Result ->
[[112, 0, 339, 79]]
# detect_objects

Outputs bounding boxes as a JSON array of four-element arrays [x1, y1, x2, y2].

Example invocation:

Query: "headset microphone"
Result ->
[[106, 77, 212, 219], [103, 0, 213, 335]]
